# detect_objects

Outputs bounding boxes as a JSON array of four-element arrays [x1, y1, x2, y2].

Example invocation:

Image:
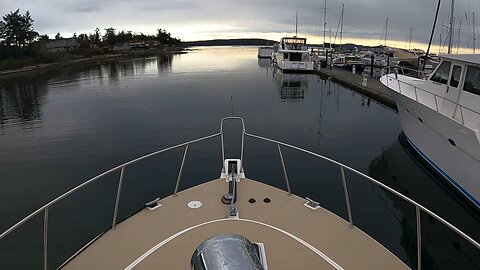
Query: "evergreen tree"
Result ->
[[0, 9, 38, 47]]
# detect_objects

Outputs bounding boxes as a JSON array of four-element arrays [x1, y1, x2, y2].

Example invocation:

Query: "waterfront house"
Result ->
[[43, 38, 79, 53], [113, 42, 131, 51], [129, 41, 149, 49]]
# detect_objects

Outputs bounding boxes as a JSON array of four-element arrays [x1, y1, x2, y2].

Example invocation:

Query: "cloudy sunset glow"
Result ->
[[1, 0, 479, 51]]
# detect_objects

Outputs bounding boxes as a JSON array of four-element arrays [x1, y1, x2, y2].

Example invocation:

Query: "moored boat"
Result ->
[[258, 46, 274, 59], [380, 54, 480, 208], [273, 37, 314, 73], [332, 54, 365, 72]]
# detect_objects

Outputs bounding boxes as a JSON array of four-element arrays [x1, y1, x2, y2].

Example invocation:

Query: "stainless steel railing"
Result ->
[[1, 117, 479, 270], [383, 66, 430, 79], [382, 68, 480, 127]]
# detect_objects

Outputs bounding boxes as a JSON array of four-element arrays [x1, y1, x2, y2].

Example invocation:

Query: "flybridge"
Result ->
[[281, 37, 307, 45]]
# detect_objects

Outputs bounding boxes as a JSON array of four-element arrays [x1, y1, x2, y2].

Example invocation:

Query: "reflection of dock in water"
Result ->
[[257, 58, 272, 68], [273, 68, 308, 102]]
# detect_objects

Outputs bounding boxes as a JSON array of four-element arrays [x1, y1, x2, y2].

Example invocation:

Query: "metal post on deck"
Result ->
[[112, 166, 125, 230], [416, 206, 422, 270], [240, 130, 245, 173], [43, 207, 49, 270], [174, 144, 189, 196], [329, 51, 332, 70], [324, 50, 328, 69], [370, 55, 374, 77], [221, 133, 225, 173], [340, 166, 353, 228], [277, 144, 292, 196]]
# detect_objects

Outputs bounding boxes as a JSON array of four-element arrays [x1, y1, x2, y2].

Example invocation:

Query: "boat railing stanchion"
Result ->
[[416, 206, 422, 270], [459, 106, 465, 125], [221, 131, 225, 173], [414, 86, 419, 102], [434, 95, 439, 112], [240, 129, 245, 173], [112, 166, 125, 230], [277, 144, 292, 196], [339, 166, 354, 228], [173, 144, 189, 197], [43, 207, 49, 270]]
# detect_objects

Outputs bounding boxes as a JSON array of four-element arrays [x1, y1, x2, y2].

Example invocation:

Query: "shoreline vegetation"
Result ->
[[0, 46, 187, 78], [0, 37, 278, 78], [0, 9, 186, 78]]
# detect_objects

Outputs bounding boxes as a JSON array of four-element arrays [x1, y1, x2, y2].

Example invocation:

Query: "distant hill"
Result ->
[[182, 38, 277, 47]]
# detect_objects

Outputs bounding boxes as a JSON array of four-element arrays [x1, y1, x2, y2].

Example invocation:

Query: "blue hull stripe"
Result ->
[[405, 136, 480, 207]]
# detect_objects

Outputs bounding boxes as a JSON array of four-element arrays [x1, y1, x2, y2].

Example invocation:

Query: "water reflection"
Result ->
[[0, 55, 174, 126], [257, 58, 271, 68], [369, 134, 480, 270], [157, 54, 173, 73], [0, 78, 47, 126], [273, 68, 308, 101]]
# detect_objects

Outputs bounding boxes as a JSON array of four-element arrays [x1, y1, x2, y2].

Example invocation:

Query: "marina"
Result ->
[[2, 0, 480, 267], [0, 46, 479, 269]]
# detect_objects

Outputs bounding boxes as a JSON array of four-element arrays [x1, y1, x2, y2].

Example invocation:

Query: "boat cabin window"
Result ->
[[290, 53, 302, 61], [449, 65, 462, 87], [284, 53, 288, 59], [463, 65, 480, 95], [430, 61, 451, 84]]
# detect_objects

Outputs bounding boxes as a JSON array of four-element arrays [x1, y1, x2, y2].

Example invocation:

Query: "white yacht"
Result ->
[[0, 117, 478, 269], [380, 54, 480, 208], [273, 37, 314, 73], [258, 46, 274, 59]]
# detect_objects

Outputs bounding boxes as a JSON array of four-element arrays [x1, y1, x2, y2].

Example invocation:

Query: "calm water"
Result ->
[[0, 47, 479, 269]]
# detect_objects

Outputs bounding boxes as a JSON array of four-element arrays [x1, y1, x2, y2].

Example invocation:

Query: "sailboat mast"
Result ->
[[385, 18, 389, 46], [448, 0, 454, 53], [340, 4, 344, 52], [456, 19, 461, 54], [424, 0, 441, 71], [439, 33, 442, 54], [408, 27, 413, 50], [295, 12, 298, 37], [474, 12, 476, 53], [323, 0, 327, 51]]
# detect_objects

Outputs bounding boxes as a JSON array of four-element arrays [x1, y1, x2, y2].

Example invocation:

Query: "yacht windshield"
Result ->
[[449, 65, 462, 87], [431, 61, 451, 84], [463, 65, 480, 95]]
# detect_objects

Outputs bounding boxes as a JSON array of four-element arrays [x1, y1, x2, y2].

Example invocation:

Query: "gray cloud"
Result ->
[[0, 0, 479, 48]]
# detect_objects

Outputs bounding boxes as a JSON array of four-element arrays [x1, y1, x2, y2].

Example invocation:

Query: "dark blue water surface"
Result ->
[[0, 47, 478, 269]]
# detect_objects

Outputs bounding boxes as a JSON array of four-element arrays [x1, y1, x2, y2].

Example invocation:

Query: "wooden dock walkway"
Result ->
[[315, 66, 397, 111]]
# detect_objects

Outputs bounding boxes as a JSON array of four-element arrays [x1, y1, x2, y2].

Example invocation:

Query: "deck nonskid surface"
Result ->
[[64, 179, 409, 270]]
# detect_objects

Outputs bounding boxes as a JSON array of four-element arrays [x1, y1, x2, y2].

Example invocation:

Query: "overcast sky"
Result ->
[[1, 0, 479, 50]]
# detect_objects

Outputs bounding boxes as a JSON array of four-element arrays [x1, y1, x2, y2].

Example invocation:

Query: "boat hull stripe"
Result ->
[[405, 136, 480, 207]]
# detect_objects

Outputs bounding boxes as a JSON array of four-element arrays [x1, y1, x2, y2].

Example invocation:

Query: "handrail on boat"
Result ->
[[1, 117, 479, 270], [382, 67, 480, 126], [382, 66, 429, 80]]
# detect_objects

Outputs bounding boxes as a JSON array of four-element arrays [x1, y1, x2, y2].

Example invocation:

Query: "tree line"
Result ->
[[0, 9, 182, 61]]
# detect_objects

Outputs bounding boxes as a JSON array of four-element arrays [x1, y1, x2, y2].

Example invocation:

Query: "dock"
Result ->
[[315, 66, 397, 111]]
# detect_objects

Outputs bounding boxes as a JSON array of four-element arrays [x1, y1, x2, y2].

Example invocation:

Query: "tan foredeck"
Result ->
[[63, 179, 410, 269]]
